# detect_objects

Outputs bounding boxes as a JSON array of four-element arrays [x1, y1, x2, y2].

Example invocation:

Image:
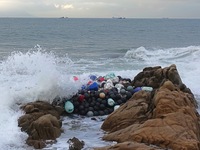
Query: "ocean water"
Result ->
[[0, 18, 200, 149]]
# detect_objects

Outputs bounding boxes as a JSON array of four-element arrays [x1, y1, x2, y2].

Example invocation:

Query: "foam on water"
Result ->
[[0, 49, 82, 149], [0, 45, 200, 149], [125, 45, 200, 107]]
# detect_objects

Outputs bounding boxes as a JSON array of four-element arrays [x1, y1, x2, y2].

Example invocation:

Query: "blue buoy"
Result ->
[[132, 87, 142, 94], [87, 82, 99, 91], [90, 75, 97, 81]]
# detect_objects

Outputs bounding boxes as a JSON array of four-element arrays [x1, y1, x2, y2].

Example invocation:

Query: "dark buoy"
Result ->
[[88, 107, 94, 111], [99, 110, 105, 116], [93, 111, 99, 116], [100, 104, 106, 110]]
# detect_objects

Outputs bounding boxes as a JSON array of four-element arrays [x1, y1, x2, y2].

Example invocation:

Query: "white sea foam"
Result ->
[[0, 50, 81, 149], [124, 45, 200, 106], [0, 46, 200, 149]]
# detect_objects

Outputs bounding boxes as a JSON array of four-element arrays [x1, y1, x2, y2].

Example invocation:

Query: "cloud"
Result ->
[[54, 4, 74, 10], [0, 0, 200, 18], [62, 4, 74, 9]]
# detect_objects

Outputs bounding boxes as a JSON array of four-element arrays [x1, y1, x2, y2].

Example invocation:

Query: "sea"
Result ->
[[0, 18, 200, 150]]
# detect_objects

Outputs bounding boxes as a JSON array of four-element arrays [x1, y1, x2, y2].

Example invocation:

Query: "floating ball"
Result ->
[[120, 89, 126, 95], [74, 108, 79, 113], [126, 92, 132, 99], [104, 109, 109, 115], [141, 86, 153, 92], [100, 104, 106, 110], [97, 98, 102, 102], [80, 110, 86, 115], [93, 111, 99, 116], [95, 102, 100, 106], [104, 79, 114, 89], [115, 83, 124, 90], [112, 76, 119, 83], [88, 82, 99, 91], [126, 86, 134, 92], [79, 105, 84, 110], [133, 87, 142, 94], [89, 101, 95, 107], [99, 110, 105, 116], [116, 100, 122, 105], [110, 94, 116, 100], [87, 98, 92, 103], [114, 105, 120, 111], [99, 92, 106, 99], [108, 108, 114, 113], [73, 76, 79, 81], [108, 91, 114, 96], [87, 111, 94, 117], [107, 98, 115, 106], [98, 76, 105, 82], [84, 102, 89, 108], [116, 94, 122, 100], [78, 95, 85, 102], [94, 105, 99, 111], [73, 101, 80, 107], [64, 101, 74, 113], [95, 91, 100, 98], [121, 97, 127, 102], [101, 99, 107, 105], [90, 75, 97, 81], [88, 107, 94, 111], [84, 93, 90, 99]]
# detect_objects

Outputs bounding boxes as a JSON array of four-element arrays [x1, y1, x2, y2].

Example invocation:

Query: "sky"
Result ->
[[0, 0, 200, 18]]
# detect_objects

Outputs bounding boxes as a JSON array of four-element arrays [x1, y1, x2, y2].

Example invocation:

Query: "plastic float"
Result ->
[[60, 73, 154, 116]]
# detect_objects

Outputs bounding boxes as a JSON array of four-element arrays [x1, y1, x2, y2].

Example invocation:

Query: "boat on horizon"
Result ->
[[112, 17, 126, 19]]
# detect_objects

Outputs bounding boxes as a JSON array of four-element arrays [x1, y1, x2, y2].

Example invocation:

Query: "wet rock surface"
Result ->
[[18, 64, 200, 149], [94, 141, 163, 150], [67, 137, 85, 150], [98, 65, 200, 150], [18, 101, 63, 149]]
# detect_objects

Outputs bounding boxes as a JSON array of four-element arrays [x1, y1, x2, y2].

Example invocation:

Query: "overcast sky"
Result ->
[[0, 0, 200, 18]]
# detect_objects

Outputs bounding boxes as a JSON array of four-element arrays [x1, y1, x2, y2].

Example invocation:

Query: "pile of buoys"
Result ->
[[63, 73, 153, 116]]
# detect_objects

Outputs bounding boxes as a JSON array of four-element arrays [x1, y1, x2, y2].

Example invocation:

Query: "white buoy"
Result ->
[[141, 86, 153, 92], [107, 98, 115, 106], [87, 111, 94, 117], [114, 105, 120, 111]]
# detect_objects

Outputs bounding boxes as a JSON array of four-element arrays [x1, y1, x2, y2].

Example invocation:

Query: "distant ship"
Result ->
[[112, 17, 126, 19], [59, 17, 69, 19]]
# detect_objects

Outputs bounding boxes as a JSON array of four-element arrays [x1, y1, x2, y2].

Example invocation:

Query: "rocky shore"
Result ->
[[18, 64, 200, 149]]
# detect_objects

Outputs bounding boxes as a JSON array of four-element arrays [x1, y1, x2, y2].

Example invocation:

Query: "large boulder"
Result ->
[[132, 64, 193, 94], [101, 90, 153, 132], [99, 65, 200, 150], [18, 101, 63, 149]]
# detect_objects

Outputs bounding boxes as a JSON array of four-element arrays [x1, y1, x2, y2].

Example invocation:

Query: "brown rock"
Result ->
[[18, 101, 63, 149], [26, 139, 46, 149], [20, 101, 63, 118], [101, 91, 153, 132], [131, 64, 193, 95], [101, 81, 200, 150], [28, 114, 62, 140], [67, 137, 85, 150], [94, 141, 163, 150], [18, 112, 45, 132]]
